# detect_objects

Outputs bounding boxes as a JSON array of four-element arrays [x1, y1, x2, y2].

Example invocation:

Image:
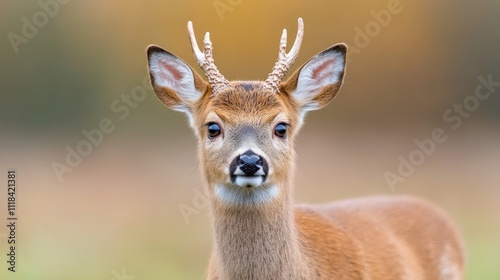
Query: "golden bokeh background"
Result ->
[[1, 0, 499, 279]]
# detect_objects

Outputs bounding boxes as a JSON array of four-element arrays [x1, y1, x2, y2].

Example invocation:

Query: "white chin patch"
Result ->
[[234, 176, 263, 187], [215, 183, 279, 206]]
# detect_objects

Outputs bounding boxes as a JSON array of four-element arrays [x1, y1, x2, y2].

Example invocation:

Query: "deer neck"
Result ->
[[209, 183, 309, 280]]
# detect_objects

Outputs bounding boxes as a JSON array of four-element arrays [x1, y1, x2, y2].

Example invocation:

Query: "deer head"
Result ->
[[147, 18, 347, 206]]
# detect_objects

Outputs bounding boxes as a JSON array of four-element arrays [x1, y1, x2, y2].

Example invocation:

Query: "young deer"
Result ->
[[147, 18, 464, 280]]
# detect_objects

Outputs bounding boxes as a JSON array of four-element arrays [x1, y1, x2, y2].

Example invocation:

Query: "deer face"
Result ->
[[147, 20, 347, 206], [195, 83, 297, 205]]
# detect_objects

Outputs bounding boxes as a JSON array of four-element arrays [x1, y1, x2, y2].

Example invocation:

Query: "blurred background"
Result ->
[[0, 0, 499, 279]]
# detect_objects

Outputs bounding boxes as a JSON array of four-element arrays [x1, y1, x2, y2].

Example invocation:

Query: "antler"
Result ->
[[187, 21, 230, 95], [264, 18, 304, 93]]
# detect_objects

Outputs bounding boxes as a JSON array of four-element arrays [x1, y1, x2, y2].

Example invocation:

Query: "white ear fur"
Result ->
[[292, 46, 346, 112], [148, 48, 202, 113]]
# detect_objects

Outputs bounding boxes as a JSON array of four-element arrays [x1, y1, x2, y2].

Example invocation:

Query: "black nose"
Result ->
[[238, 150, 263, 176]]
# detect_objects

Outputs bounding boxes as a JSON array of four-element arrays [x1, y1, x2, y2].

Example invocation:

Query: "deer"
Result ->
[[146, 18, 464, 280]]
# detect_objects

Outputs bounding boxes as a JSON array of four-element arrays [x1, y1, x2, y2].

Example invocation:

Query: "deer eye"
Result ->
[[207, 122, 221, 138], [274, 123, 288, 138]]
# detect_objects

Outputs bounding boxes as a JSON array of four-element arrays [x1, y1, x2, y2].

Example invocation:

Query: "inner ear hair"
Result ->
[[281, 43, 347, 111]]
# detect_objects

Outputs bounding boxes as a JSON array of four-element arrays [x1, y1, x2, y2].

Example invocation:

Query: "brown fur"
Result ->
[[147, 42, 464, 279]]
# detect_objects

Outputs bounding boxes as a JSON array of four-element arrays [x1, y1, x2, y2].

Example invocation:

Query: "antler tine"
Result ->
[[264, 18, 305, 93], [288, 18, 304, 64], [187, 21, 230, 95], [187, 21, 205, 67]]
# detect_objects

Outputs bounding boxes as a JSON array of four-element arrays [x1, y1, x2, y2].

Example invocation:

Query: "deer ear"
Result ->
[[147, 45, 208, 115], [282, 44, 347, 113]]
